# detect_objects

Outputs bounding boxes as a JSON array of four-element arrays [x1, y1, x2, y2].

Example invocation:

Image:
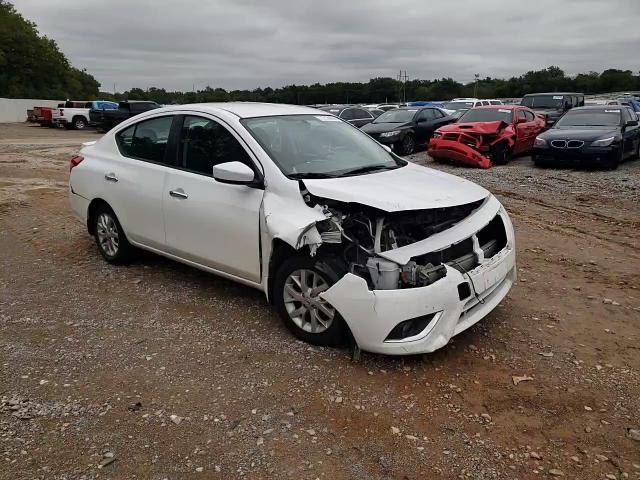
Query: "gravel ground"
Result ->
[[0, 123, 639, 480]]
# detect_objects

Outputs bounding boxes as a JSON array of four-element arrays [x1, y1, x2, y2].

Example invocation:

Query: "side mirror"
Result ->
[[213, 161, 258, 186], [516, 117, 527, 124], [625, 120, 639, 128]]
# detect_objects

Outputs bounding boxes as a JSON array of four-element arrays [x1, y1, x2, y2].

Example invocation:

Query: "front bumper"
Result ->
[[534, 145, 619, 165], [322, 204, 516, 355], [428, 138, 492, 169]]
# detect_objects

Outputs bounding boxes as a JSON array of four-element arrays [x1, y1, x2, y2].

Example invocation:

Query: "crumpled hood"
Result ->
[[437, 120, 510, 135], [302, 163, 490, 212]]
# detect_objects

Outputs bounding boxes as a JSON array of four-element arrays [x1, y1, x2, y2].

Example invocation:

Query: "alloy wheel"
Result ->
[[283, 269, 335, 334], [96, 213, 119, 257]]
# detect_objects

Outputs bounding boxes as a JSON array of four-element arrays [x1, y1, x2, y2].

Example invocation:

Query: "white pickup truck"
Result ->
[[52, 101, 118, 130]]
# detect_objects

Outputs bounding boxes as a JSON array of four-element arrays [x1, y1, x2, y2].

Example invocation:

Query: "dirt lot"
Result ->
[[1, 122, 639, 480]]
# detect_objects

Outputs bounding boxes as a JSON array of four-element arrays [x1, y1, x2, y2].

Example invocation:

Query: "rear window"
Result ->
[[116, 116, 174, 164]]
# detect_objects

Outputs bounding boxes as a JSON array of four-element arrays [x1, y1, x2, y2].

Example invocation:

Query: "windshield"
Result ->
[[458, 108, 513, 123], [521, 95, 564, 109], [555, 109, 622, 127], [241, 115, 403, 178], [443, 101, 474, 111], [372, 109, 417, 124]]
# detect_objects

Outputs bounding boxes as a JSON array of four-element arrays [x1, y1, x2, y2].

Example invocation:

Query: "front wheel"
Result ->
[[273, 256, 348, 347], [396, 134, 415, 156], [491, 142, 512, 165]]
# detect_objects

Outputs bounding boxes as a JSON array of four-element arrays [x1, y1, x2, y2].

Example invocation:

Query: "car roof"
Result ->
[[471, 105, 520, 110], [522, 92, 583, 96], [161, 102, 325, 118], [570, 105, 626, 111]]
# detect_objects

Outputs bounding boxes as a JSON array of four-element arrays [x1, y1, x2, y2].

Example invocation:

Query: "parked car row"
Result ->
[[426, 93, 639, 170], [27, 100, 160, 131]]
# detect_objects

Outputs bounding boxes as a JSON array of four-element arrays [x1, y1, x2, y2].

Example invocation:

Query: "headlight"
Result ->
[[534, 136, 547, 147], [380, 130, 401, 138], [432, 132, 442, 139], [591, 136, 616, 147]]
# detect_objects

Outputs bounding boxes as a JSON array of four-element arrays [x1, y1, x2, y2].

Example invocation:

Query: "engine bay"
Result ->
[[298, 182, 502, 290]]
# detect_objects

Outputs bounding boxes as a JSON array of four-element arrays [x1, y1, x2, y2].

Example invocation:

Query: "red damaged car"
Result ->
[[428, 105, 546, 168]]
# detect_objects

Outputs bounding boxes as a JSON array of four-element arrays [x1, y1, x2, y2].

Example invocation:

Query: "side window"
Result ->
[[482, 101, 490, 106], [116, 116, 173, 164], [432, 108, 444, 118], [516, 110, 527, 122], [490, 100, 501, 105], [180, 116, 252, 176], [340, 109, 356, 120], [524, 110, 535, 122]]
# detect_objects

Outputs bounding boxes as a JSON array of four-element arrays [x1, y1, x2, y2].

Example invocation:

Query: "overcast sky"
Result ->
[[11, 0, 640, 92]]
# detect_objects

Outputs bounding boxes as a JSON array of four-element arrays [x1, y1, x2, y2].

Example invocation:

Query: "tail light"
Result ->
[[69, 155, 84, 172]]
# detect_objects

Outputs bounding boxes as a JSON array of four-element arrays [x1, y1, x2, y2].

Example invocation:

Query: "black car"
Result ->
[[360, 106, 455, 155], [533, 106, 640, 169], [91, 100, 160, 132], [318, 105, 375, 128], [521, 92, 584, 127]]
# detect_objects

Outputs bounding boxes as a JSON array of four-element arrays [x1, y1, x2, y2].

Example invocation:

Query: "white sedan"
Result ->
[[69, 103, 516, 355]]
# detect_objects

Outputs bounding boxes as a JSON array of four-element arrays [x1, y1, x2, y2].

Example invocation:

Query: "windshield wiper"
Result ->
[[334, 164, 399, 177], [288, 172, 338, 179]]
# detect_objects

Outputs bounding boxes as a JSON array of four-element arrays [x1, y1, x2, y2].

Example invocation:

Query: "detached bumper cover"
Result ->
[[428, 138, 492, 169], [321, 203, 516, 355]]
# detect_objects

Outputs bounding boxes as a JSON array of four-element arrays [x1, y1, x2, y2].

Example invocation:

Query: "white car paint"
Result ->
[[69, 102, 516, 355]]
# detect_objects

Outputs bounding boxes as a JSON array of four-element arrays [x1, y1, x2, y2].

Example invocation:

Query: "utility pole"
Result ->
[[473, 73, 480, 98], [397, 70, 408, 103]]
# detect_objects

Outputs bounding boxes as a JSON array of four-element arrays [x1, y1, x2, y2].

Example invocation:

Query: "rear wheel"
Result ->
[[273, 256, 348, 347], [491, 142, 512, 165], [72, 116, 87, 130], [92, 205, 134, 264]]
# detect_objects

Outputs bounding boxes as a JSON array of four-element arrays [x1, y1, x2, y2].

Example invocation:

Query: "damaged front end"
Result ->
[[271, 181, 516, 355], [428, 121, 515, 169]]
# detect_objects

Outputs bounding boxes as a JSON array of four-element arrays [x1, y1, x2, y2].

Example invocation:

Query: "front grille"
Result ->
[[550, 139, 584, 149]]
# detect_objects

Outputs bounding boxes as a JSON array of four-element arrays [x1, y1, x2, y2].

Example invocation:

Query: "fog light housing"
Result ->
[[385, 313, 438, 341]]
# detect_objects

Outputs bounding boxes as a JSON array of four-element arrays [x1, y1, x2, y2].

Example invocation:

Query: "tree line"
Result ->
[[2, 1, 639, 104], [104, 68, 640, 105]]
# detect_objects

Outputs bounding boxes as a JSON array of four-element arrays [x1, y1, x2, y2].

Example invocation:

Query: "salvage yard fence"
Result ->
[[0, 98, 62, 123]]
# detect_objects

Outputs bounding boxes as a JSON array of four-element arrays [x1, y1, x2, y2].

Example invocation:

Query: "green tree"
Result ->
[[0, 0, 100, 99]]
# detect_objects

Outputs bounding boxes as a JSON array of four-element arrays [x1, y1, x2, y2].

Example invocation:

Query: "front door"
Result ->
[[163, 115, 264, 282]]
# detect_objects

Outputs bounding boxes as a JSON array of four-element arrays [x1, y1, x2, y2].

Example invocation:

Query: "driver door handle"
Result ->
[[104, 173, 118, 182], [169, 189, 188, 199]]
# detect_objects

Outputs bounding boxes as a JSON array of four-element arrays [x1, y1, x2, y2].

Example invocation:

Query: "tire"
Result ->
[[605, 149, 622, 170], [394, 134, 415, 156], [273, 255, 348, 347], [632, 140, 640, 160], [491, 142, 512, 165], [92, 205, 134, 264], [72, 116, 87, 130]]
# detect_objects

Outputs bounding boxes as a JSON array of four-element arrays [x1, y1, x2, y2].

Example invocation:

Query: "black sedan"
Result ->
[[360, 107, 455, 155], [533, 106, 640, 169]]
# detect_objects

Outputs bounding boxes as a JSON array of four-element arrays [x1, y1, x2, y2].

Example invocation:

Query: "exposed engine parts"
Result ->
[[298, 183, 507, 291]]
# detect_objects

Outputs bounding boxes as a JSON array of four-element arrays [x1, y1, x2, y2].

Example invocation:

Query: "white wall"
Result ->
[[0, 98, 63, 123]]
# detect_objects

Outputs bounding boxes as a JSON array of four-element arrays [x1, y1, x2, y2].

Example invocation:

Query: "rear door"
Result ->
[[105, 115, 176, 249], [163, 115, 264, 282]]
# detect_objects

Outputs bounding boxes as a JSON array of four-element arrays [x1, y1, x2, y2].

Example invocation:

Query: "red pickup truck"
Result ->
[[33, 104, 63, 128]]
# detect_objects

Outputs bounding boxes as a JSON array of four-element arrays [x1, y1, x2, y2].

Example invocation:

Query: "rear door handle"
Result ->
[[104, 173, 118, 182], [169, 189, 188, 199]]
